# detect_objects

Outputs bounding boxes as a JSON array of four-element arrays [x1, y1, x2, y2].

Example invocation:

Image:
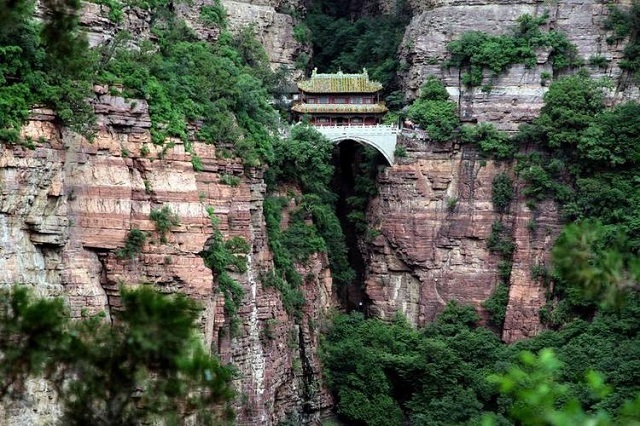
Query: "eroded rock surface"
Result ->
[[364, 134, 561, 342], [0, 90, 333, 425], [400, 0, 639, 131]]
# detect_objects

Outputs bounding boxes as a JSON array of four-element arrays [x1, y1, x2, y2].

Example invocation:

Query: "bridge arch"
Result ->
[[330, 136, 394, 166], [313, 125, 399, 165]]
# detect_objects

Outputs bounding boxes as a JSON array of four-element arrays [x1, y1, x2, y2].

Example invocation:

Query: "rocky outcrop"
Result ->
[[79, 0, 304, 69], [0, 89, 333, 425], [400, 0, 639, 131], [222, 0, 307, 70], [363, 133, 561, 342]]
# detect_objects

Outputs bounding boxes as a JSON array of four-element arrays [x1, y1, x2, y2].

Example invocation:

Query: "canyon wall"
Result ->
[[222, 0, 307, 71], [355, 0, 639, 342], [363, 134, 561, 342], [400, 0, 639, 131], [0, 90, 333, 425]]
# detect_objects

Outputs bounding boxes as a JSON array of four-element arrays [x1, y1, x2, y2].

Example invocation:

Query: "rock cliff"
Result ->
[[222, 0, 307, 71], [400, 0, 639, 131], [0, 89, 333, 424], [362, 134, 561, 342], [363, 0, 638, 341]]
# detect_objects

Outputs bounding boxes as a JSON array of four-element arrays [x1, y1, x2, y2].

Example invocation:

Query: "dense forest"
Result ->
[[2, 0, 640, 424]]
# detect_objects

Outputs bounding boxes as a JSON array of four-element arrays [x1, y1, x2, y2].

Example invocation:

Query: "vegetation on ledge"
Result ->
[[447, 12, 582, 87]]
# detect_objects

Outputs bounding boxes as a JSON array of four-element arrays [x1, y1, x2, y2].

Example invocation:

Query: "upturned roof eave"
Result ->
[[291, 104, 388, 114]]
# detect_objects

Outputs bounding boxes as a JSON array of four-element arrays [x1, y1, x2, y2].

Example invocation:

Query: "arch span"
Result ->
[[314, 125, 399, 165]]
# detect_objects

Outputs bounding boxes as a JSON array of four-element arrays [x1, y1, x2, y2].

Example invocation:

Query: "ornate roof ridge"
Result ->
[[298, 68, 383, 93]]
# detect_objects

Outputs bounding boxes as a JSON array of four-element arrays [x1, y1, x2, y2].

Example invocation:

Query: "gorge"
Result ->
[[1, 0, 640, 424]]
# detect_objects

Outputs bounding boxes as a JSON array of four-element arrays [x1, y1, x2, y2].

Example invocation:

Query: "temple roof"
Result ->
[[297, 69, 383, 93], [291, 103, 388, 114]]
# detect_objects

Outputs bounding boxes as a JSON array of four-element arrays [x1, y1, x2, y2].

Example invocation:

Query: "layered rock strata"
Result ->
[[0, 90, 333, 425], [364, 133, 562, 342], [400, 0, 639, 131]]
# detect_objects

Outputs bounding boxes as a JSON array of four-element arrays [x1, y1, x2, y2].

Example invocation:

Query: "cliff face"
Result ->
[[362, 135, 560, 342], [222, 0, 306, 71], [400, 0, 639, 131], [356, 0, 638, 341], [0, 91, 333, 425]]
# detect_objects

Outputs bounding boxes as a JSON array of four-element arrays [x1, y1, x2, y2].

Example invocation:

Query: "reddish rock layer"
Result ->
[[364, 134, 561, 342], [0, 91, 333, 425]]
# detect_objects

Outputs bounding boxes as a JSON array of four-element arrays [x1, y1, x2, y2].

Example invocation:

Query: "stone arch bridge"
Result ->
[[314, 124, 399, 165]]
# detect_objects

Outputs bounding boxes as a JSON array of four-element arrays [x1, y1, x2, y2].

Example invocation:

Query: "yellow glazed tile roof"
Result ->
[[291, 103, 388, 114], [297, 68, 383, 93]]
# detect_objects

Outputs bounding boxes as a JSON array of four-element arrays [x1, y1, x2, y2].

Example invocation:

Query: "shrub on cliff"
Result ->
[[150, 205, 180, 244], [0, 286, 234, 424], [0, 0, 95, 144], [406, 77, 460, 142], [460, 122, 514, 159], [447, 13, 582, 87], [265, 125, 354, 307]]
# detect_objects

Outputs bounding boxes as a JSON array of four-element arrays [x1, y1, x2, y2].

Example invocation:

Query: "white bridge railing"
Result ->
[[313, 124, 399, 137]]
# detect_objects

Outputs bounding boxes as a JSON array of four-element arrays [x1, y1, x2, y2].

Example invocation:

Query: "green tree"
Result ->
[[535, 72, 606, 150], [407, 77, 460, 142], [0, 286, 235, 424], [485, 349, 619, 426]]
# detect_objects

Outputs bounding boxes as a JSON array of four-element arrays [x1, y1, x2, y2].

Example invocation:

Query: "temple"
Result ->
[[291, 69, 388, 126]]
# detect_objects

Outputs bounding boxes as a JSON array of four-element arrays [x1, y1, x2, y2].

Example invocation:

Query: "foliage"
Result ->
[[265, 125, 354, 307], [201, 207, 250, 330], [0, 287, 68, 400], [200, 0, 226, 26], [511, 298, 640, 420], [0, 0, 95, 143], [533, 72, 606, 152], [418, 75, 450, 101], [0, 286, 235, 423], [394, 145, 407, 158], [149, 205, 180, 243], [483, 283, 510, 327], [191, 154, 204, 171], [99, 20, 278, 167], [262, 196, 306, 317], [447, 13, 581, 87], [303, 0, 412, 93], [515, 152, 570, 206], [460, 122, 515, 159], [407, 77, 460, 142], [345, 146, 381, 233], [322, 303, 507, 425], [261, 270, 305, 317], [485, 349, 617, 426], [116, 228, 147, 259], [220, 174, 241, 186], [604, 2, 640, 77], [324, 295, 640, 426], [267, 125, 336, 203], [487, 221, 515, 257], [552, 221, 640, 310], [491, 173, 514, 214]]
